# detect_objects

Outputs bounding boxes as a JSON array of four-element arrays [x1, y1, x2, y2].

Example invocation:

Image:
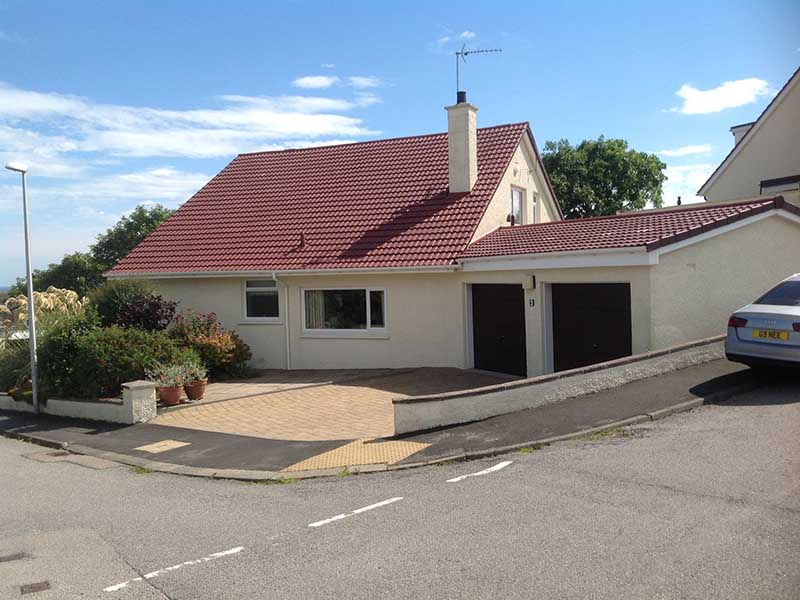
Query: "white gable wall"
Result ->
[[703, 78, 800, 203], [471, 135, 560, 242], [650, 214, 800, 348]]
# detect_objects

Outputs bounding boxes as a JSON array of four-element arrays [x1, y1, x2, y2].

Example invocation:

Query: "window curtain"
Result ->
[[305, 290, 326, 328]]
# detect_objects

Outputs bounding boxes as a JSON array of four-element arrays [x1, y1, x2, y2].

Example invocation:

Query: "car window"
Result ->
[[754, 281, 800, 306]]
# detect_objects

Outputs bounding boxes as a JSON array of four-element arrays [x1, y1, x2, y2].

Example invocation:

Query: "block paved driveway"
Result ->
[[152, 368, 514, 442]]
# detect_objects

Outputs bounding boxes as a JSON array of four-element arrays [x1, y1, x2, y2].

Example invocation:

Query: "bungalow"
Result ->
[[109, 92, 800, 377], [699, 65, 800, 204]]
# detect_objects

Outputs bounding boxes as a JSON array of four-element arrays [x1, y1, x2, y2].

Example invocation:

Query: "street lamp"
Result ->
[[5, 162, 39, 413]]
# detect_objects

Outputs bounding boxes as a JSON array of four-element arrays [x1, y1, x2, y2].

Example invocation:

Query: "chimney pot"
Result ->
[[456, 90, 467, 104]]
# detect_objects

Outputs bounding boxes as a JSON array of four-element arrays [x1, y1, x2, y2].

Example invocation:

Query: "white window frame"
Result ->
[[511, 186, 525, 225], [301, 287, 389, 339], [241, 279, 282, 323]]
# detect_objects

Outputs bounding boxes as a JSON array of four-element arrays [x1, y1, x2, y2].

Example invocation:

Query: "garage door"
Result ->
[[472, 284, 526, 377], [552, 283, 632, 372]]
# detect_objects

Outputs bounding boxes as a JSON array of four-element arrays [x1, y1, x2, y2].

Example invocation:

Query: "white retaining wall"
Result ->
[[0, 380, 157, 425], [393, 336, 725, 434]]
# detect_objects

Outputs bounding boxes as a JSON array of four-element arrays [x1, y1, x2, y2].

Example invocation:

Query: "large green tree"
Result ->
[[542, 137, 667, 219], [9, 204, 174, 297], [90, 204, 174, 268]]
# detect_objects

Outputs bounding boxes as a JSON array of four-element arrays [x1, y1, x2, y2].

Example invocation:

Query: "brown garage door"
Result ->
[[552, 283, 632, 372], [472, 284, 527, 377]]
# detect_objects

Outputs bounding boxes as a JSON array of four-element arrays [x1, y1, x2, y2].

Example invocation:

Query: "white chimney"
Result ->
[[445, 91, 478, 193], [730, 122, 754, 146]]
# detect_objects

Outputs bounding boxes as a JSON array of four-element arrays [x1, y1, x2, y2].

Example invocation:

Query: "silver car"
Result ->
[[725, 273, 800, 369]]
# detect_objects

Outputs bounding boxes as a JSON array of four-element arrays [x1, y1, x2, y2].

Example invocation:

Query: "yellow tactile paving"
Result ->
[[134, 440, 191, 454], [281, 439, 430, 472]]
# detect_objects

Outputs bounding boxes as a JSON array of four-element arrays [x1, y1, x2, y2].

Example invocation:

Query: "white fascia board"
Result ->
[[459, 247, 656, 271], [653, 209, 800, 258], [106, 265, 461, 280]]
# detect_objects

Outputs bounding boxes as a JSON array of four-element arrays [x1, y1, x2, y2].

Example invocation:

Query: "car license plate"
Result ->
[[752, 329, 789, 341]]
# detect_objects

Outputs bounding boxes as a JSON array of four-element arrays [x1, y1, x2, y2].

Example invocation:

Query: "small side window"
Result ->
[[244, 279, 279, 319], [511, 188, 524, 225]]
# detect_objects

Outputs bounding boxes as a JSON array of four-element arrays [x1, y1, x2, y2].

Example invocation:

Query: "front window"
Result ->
[[244, 279, 279, 319], [511, 188, 524, 225], [304, 289, 386, 330], [755, 281, 800, 307]]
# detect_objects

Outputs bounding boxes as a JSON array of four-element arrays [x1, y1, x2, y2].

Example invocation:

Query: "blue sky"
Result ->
[[1, 0, 798, 286]]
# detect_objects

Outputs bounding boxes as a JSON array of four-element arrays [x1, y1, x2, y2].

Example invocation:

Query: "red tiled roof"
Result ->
[[108, 123, 528, 275], [460, 196, 796, 259]]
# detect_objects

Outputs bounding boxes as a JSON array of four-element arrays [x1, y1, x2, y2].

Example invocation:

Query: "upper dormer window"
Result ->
[[511, 187, 524, 225]]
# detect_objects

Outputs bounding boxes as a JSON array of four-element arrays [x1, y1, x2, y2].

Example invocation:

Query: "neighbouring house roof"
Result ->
[[460, 196, 799, 260], [698, 66, 800, 197], [108, 123, 531, 275]]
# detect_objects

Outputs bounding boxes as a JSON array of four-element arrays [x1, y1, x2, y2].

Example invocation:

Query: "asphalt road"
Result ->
[[1, 378, 798, 599]]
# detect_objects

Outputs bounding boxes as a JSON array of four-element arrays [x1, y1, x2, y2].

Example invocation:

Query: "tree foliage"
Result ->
[[541, 137, 667, 219], [9, 204, 173, 296], [8, 252, 103, 297], [91, 204, 175, 268]]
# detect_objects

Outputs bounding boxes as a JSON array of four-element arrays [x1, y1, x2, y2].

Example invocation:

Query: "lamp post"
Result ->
[[5, 162, 39, 413]]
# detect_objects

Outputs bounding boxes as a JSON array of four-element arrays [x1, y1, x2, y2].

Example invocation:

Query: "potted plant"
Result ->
[[183, 360, 208, 401], [145, 362, 186, 406]]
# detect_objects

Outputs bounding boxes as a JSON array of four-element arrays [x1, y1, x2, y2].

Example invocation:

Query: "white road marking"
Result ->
[[103, 546, 244, 592], [308, 497, 404, 528], [446, 460, 513, 483]]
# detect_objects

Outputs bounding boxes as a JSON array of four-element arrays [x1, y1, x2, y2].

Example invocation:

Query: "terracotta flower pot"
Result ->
[[158, 385, 183, 406], [183, 378, 208, 401]]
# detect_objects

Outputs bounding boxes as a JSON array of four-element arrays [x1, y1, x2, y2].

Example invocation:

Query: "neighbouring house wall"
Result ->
[[153, 277, 288, 369], [471, 137, 559, 242], [650, 214, 800, 348], [704, 80, 800, 202]]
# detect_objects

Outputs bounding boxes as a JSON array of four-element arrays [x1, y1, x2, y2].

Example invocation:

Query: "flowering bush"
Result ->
[[117, 294, 177, 331], [183, 359, 208, 383], [169, 311, 251, 378], [145, 362, 188, 388]]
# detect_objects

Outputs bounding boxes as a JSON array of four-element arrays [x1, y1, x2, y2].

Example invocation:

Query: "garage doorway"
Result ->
[[551, 283, 632, 372], [471, 284, 527, 377]]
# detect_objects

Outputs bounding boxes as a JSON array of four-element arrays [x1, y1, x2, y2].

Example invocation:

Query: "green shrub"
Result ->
[[0, 337, 32, 394], [89, 279, 154, 327], [44, 325, 198, 398], [38, 308, 101, 398], [169, 311, 252, 378]]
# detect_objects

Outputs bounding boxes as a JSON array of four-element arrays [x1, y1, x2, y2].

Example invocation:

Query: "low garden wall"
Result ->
[[393, 336, 726, 435], [0, 380, 157, 425]]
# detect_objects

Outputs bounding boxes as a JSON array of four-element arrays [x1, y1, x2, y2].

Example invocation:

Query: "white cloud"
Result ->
[[0, 83, 379, 159], [657, 144, 712, 157], [436, 36, 451, 47], [661, 163, 715, 204], [459, 31, 476, 39], [669, 77, 770, 114], [347, 76, 381, 89], [292, 75, 341, 89], [321, 63, 336, 69]]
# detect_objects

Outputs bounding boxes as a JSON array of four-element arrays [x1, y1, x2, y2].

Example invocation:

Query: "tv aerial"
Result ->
[[455, 44, 502, 96]]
